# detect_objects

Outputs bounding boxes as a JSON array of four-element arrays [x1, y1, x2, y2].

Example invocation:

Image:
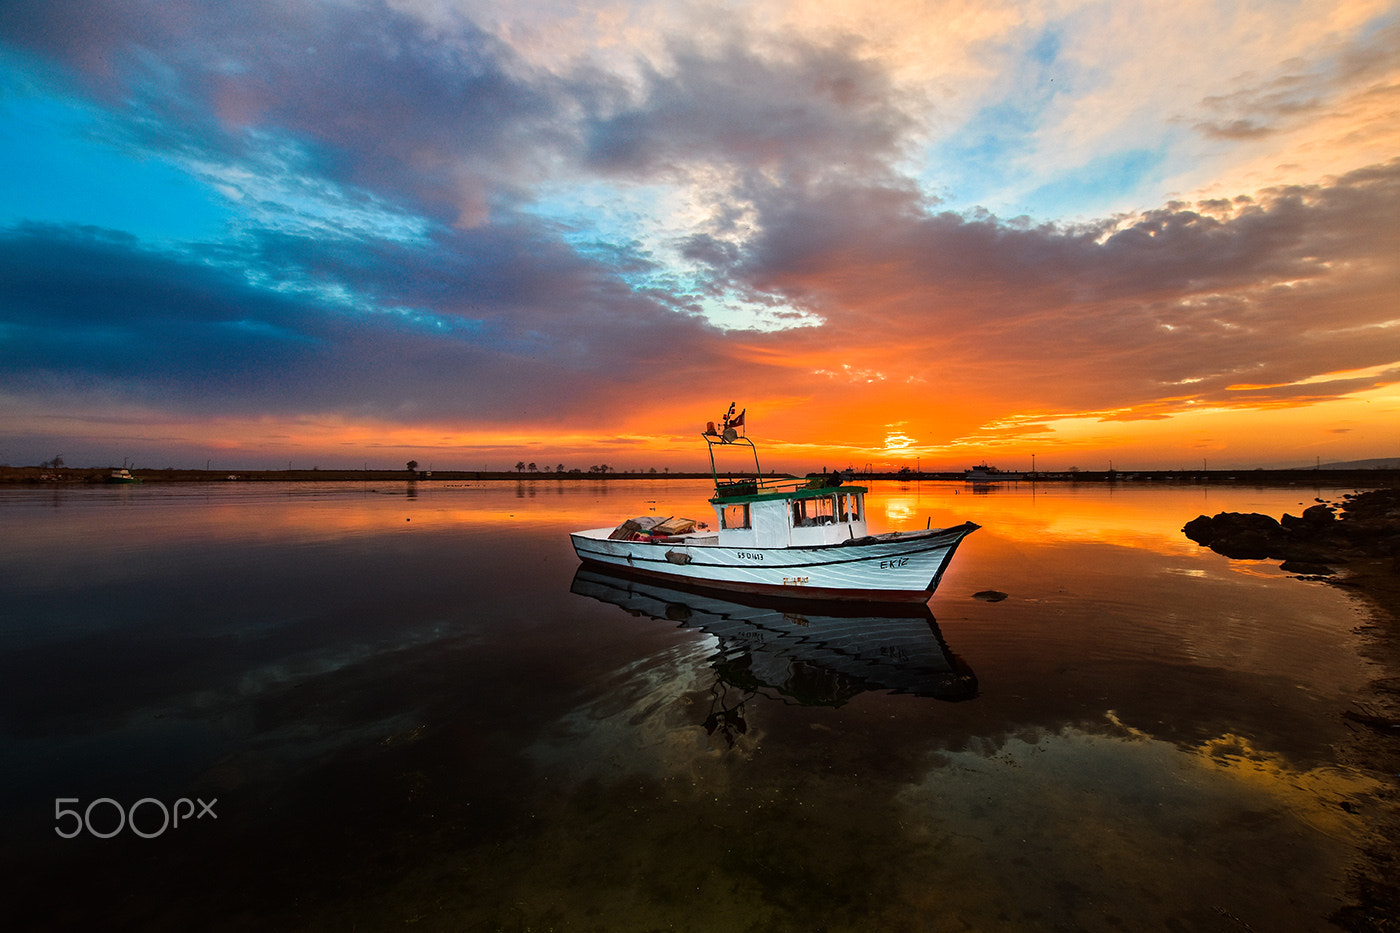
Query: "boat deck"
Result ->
[[572, 525, 970, 550]]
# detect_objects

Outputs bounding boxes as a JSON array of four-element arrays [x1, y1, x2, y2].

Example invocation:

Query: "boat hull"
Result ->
[[570, 522, 978, 603]]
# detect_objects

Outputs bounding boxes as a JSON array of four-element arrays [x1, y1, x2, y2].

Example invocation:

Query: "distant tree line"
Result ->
[[506, 462, 670, 474]]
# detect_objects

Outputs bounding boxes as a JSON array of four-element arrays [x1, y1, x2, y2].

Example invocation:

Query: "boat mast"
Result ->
[[703, 403, 761, 488]]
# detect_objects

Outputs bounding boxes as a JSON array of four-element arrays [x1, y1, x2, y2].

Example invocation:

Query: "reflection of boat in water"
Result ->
[[571, 566, 977, 707], [964, 463, 1021, 483], [570, 405, 977, 603]]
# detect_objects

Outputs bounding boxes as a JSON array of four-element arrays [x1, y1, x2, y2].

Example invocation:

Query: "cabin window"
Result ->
[[721, 503, 750, 529], [791, 495, 836, 527], [839, 493, 862, 522]]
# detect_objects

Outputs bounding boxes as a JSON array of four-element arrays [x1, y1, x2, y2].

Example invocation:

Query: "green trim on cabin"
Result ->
[[710, 483, 868, 505]]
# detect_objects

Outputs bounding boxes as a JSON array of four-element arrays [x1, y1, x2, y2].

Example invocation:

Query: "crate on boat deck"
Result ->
[[608, 515, 706, 541], [652, 516, 701, 535], [608, 519, 645, 540]]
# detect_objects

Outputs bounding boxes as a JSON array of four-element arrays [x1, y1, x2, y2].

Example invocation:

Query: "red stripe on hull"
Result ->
[[576, 556, 934, 604]]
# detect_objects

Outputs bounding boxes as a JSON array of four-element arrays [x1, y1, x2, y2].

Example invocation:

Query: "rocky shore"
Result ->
[[1185, 488, 1400, 930], [1183, 487, 1400, 574]]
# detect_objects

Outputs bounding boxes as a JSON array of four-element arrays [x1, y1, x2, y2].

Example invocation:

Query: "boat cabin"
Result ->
[[704, 432, 868, 548], [712, 484, 868, 548]]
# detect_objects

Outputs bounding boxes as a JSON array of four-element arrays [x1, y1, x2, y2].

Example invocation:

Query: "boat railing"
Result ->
[[713, 473, 855, 500], [703, 431, 854, 500], [713, 474, 800, 496], [704, 431, 760, 478]]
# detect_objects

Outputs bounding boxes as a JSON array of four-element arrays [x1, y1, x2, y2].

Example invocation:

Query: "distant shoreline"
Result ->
[[4, 466, 1399, 487]]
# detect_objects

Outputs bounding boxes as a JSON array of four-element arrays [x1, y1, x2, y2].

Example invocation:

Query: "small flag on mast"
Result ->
[[721, 403, 745, 431]]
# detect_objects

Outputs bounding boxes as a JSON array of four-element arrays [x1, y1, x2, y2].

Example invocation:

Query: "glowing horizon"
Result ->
[[1, 1, 1397, 471]]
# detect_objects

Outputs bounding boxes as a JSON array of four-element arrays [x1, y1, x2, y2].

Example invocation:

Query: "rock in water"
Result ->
[[1181, 512, 1286, 559]]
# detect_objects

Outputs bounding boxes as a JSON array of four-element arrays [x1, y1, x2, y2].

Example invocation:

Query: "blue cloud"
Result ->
[[0, 212, 723, 425]]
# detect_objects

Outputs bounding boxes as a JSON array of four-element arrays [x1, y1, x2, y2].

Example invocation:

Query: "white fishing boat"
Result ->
[[569, 407, 978, 603]]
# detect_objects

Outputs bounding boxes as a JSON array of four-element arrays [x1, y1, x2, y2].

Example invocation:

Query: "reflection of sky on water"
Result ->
[[521, 627, 1379, 931], [0, 478, 1388, 930], [895, 723, 1377, 930], [882, 497, 917, 525], [876, 478, 1358, 549]]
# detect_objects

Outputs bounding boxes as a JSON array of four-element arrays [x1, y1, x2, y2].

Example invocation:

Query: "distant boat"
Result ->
[[964, 462, 1022, 483], [106, 468, 140, 484], [570, 566, 978, 705], [569, 408, 978, 603]]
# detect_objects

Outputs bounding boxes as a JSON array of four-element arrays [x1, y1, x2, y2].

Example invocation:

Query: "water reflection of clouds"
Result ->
[[1190, 731, 1380, 842], [1, 480, 715, 555], [866, 481, 1360, 555], [899, 717, 1380, 929], [877, 485, 1210, 551], [526, 634, 757, 782], [523, 675, 1380, 931], [881, 497, 916, 525]]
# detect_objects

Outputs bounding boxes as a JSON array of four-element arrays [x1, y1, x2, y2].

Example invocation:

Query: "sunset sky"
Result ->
[[2, 0, 1397, 472]]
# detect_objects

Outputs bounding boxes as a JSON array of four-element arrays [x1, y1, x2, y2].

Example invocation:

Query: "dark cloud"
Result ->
[[718, 159, 1400, 414], [0, 220, 720, 424], [0, 0, 163, 68], [16, 151, 1379, 443], [581, 33, 913, 183], [2, 1, 915, 225], [1, 0, 565, 223]]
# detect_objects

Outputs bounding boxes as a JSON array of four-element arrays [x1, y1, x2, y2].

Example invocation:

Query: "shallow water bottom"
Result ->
[[294, 665, 1374, 933]]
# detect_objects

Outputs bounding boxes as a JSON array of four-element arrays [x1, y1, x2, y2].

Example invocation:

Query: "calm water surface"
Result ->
[[0, 479, 1389, 931]]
